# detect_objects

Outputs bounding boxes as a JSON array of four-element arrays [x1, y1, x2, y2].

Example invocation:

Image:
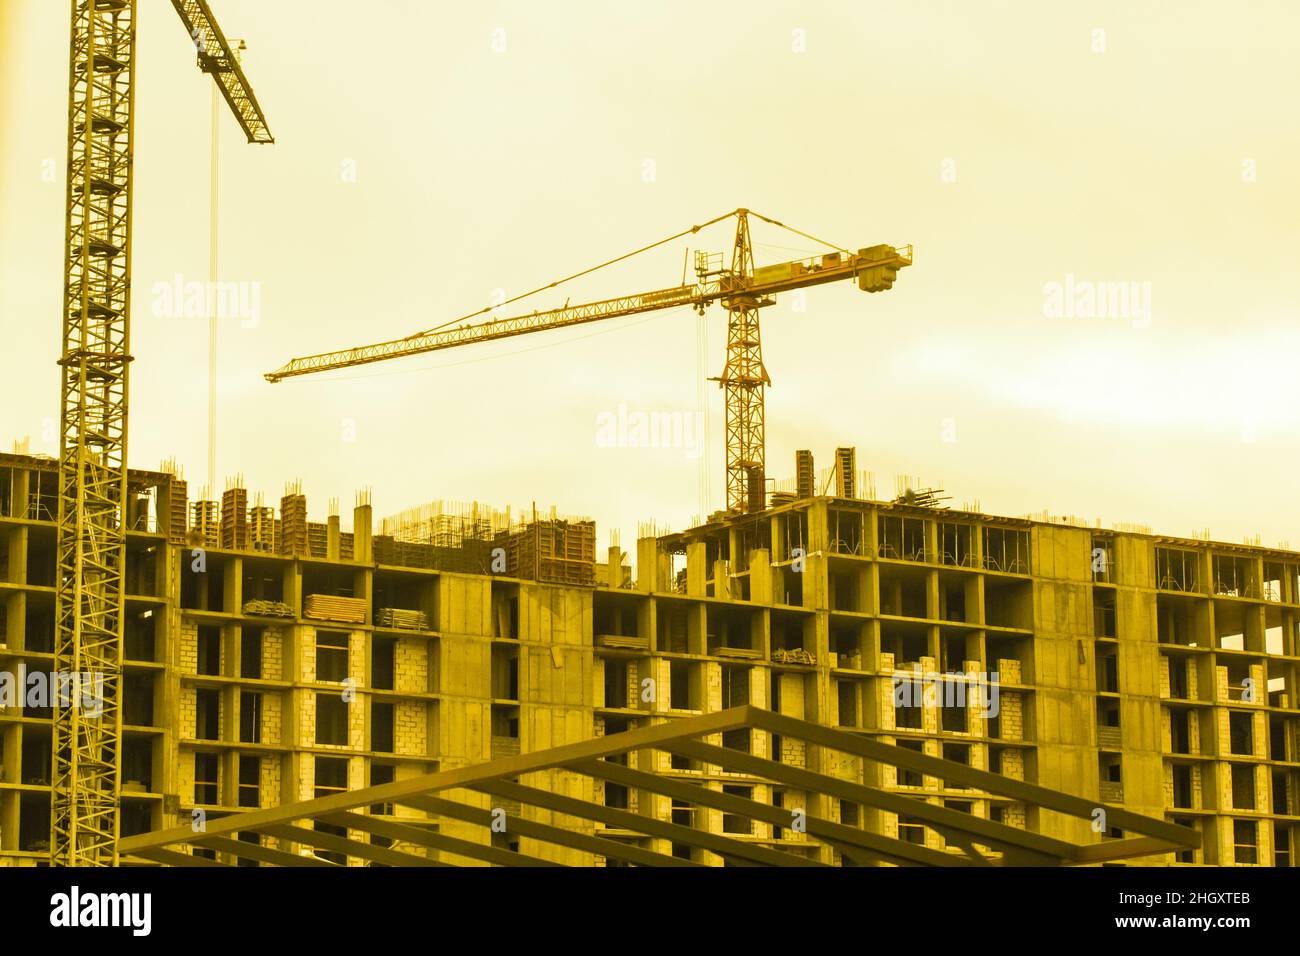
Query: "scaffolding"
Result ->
[[494, 514, 597, 587]]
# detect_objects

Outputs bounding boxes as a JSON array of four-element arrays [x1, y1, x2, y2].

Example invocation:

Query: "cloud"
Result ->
[[892, 323, 1300, 436]]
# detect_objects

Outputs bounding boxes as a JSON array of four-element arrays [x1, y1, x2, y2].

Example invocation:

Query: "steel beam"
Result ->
[[258, 823, 443, 867], [317, 811, 554, 867], [577, 758, 965, 867], [474, 779, 825, 867], [402, 795, 700, 867], [746, 708, 1200, 851], [120, 707, 752, 854], [194, 835, 334, 867], [668, 738, 1069, 863]]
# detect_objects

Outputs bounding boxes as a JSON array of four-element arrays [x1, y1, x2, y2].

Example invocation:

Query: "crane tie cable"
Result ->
[[409, 207, 853, 339], [747, 209, 853, 256], [410, 208, 740, 338]]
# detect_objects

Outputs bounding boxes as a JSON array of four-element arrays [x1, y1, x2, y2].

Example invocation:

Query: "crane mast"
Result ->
[[53, 0, 272, 867], [266, 209, 910, 515], [55, 0, 137, 869], [716, 210, 771, 513]]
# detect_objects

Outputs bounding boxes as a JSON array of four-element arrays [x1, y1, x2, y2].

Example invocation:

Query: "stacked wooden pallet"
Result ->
[[303, 594, 367, 624], [243, 599, 294, 619], [374, 607, 429, 630], [595, 633, 649, 651], [772, 647, 816, 666]]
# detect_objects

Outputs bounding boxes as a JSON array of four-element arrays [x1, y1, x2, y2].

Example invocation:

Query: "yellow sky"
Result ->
[[2, 0, 1299, 551]]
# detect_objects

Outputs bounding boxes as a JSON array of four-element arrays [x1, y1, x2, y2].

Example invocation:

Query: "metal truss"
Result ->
[[718, 211, 770, 514], [52, 0, 273, 867], [118, 707, 1200, 867], [169, 0, 274, 144], [53, 0, 138, 867], [265, 283, 711, 382]]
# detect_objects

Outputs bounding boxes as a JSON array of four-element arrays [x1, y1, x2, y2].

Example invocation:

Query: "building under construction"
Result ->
[[0, 445, 1295, 866]]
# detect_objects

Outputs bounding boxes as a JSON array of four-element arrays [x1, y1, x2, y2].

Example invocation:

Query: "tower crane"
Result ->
[[266, 209, 910, 514], [55, 0, 272, 866]]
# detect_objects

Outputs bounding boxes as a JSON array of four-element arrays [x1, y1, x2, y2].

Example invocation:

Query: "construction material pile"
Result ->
[[376, 499, 508, 573], [374, 607, 429, 630], [303, 594, 367, 624], [772, 648, 816, 666], [242, 599, 294, 619], [493, 518, 596, 587]]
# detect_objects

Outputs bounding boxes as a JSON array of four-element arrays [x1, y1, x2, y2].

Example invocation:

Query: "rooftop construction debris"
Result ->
[[494, 512, 597, 587], [374, 500, 598, 584]]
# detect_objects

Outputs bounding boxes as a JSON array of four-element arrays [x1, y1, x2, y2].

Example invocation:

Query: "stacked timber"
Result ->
[[243, 599, 294, 619], [374, 607, 429, 630], [303, 594, 367, 624], [595, 634, 649, 651], [772, 647, 816, 666]]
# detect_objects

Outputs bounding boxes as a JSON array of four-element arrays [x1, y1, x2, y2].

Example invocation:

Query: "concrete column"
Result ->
[[712, 558, 730, 600], [352, 503, 373, 564], [635, 537, 659, 592], [353, 567, 372, 626], [686, 541, 707, 596], [749, 549, 772, 604], [224, 555, 242, 615], [327, 514, 341, 560]]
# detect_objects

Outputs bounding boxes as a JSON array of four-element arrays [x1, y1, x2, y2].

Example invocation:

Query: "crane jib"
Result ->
[[264, 241, 912, 382]]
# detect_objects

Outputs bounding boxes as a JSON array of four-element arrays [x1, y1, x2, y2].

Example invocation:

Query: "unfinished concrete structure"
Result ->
[[0, 448, 1296, 865]]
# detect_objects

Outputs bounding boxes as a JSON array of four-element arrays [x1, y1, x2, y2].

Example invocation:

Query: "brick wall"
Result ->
[[178, 623, 198, 675], [260, 756, 280, 807], [298, 692, 314, 748], [179, 687, 196, 738], [1001, 692, 1024, 741], [394, 638, 427, 694], [1001, 748, 1025, 781], [395, 700, 427, 755], [263, 628, 283, 681], [179, 751, 195, 804], [262, 692, 282, 746]]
